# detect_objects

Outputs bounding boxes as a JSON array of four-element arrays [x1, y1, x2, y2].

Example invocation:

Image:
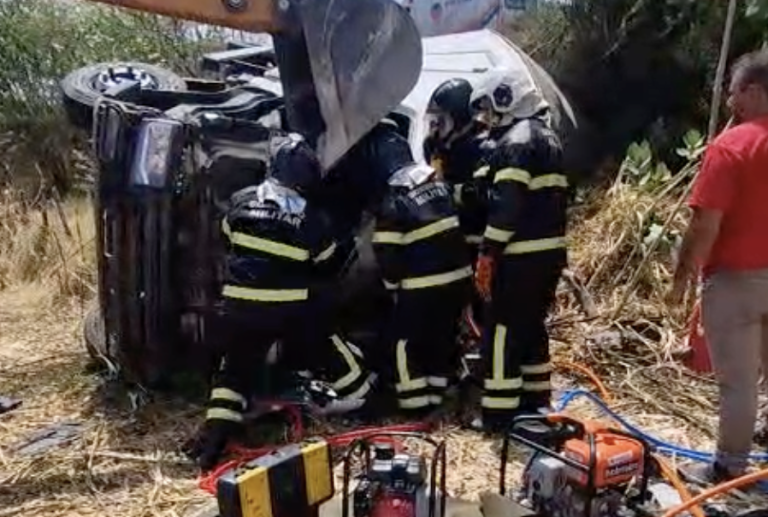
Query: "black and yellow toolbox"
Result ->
[[216, 438, 335, 517]]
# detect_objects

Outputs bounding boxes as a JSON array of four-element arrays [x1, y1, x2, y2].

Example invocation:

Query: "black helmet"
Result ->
[[268, 132, 322, 194], [365, 120, 415, 180], [426, 78, 474, 140]]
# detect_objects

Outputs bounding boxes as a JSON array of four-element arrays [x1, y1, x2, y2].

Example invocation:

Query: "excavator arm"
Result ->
[[80, 0, 423, 170], [86, 0, 279, 32]]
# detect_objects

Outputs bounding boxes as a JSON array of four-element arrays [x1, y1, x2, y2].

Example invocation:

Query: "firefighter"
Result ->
[[368, 120, 473, 415], [194, 132, 373, 470], [424, 78, 494, 256], [471, 73, 569, 431], [423, 78, 496, 332]]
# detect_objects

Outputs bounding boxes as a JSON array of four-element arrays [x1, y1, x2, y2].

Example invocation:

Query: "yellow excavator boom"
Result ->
[[86, 0, 279, 32]]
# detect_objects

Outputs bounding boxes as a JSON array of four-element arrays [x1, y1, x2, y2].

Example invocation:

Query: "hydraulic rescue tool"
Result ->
[[343, 433, 448, 517], [501, 414, 658, 517]]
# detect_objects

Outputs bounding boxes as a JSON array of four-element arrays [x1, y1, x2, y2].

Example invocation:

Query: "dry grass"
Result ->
[[0, 190, 95, 302], [1, 175, 767, 517]]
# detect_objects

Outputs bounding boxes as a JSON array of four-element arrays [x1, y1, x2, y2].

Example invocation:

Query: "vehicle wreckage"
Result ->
[[60, 0, 578, 392]]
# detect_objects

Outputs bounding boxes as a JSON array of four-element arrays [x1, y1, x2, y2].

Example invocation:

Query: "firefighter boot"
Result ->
[[194, 386, 249, 471], [193, 417, 244, 471]]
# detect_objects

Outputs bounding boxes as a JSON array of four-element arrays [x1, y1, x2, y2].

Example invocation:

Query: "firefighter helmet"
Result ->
[[470, 68, 549, 128], [426, 78, 474, 141], [268, 132, 322, 194]]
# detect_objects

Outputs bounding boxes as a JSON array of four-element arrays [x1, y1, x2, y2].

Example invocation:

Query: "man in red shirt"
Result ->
[[671, 49, 768, 482]]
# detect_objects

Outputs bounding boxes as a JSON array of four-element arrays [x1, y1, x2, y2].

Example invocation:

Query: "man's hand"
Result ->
[[475, 253, 495, 302], [667, 259, 700, 308], [667, 272, 690, 307], [667, 207, 721, 308]]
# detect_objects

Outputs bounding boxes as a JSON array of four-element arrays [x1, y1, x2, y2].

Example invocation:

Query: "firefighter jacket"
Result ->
[[434, 131, 496, 246], [220, 178, 339, 304], [371, 163, 473, 292], [480, 117, 569, 259]]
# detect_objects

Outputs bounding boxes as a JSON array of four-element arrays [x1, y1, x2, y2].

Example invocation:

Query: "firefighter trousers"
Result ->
[[279, 286, 374, 402], [197, 300, 315, 470], [207, 300, 313, 425], [207, 290, 372, 424], [480, 251, 565, 426], [388, 282, 471, 412]]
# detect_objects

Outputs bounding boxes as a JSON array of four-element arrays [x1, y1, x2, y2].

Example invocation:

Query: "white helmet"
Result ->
[[470, 68, 550, 128]]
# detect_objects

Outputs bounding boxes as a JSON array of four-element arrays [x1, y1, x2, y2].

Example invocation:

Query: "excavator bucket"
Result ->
[[81, 0, 423, 169]]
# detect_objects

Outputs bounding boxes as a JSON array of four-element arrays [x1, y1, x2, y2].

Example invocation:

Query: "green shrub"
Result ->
[[0, 0, 223, 197]]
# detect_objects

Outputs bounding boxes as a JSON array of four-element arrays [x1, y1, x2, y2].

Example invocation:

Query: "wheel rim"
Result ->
[[92, 65, 160, 92]]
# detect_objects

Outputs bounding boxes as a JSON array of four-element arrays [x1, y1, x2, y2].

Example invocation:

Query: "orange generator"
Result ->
[[501, 414, 653, 517]]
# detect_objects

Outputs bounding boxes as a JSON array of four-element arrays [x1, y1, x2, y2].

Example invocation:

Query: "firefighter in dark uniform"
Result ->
[[195, 133, 373, 470], [369, 121, 473, 415], [471, 76, 569, 430], [423, 78, 496, 332], [424, 78, 494, 257]]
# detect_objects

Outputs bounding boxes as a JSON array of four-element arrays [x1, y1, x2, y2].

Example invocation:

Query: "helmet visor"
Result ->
[[425, 111, 454, 140], [471, 95, 495, 125]]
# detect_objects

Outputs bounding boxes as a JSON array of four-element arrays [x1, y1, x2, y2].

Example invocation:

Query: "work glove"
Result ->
[[474, 253, 495, 302], [194, 418, 244, 472]]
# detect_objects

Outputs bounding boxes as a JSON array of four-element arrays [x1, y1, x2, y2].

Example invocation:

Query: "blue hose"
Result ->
[[554, 389, 768, 463]]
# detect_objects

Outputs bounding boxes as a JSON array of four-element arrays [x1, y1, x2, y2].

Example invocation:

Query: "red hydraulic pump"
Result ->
[[344, 432, 448, 517]]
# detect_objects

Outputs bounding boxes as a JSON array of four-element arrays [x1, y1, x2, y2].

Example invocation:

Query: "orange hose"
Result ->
[[554, 360, 612, 403], [652, 454, 705, 517], [660, 467, 768, 517]]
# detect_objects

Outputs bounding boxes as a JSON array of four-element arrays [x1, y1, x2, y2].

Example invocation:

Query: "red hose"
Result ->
[[199, 445, 275, 494], [326, 423, 431, 447], [197, 415, 432, 495], [464, 307, 481, 341]]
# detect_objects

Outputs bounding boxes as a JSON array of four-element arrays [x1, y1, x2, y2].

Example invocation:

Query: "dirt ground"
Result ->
[[0, 285, 764, 517], [0, 287, 527, 517]]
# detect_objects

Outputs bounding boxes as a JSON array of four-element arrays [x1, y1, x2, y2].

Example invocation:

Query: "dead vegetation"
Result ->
[[0, 190, 95, 302]]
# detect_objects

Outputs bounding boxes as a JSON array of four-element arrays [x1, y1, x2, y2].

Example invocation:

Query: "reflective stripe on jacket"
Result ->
[[481, 118, 569, 259]]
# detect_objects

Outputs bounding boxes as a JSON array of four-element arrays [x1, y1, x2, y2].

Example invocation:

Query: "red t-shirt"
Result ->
[[689, 116, 768, 275]]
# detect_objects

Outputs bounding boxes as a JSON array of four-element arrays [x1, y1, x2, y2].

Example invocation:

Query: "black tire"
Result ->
[[60, 62, 187, 131]]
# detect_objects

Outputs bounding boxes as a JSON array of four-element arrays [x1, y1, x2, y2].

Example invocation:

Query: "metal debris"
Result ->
[[0, 396, 22, 415], [12, 421, 85, 457]]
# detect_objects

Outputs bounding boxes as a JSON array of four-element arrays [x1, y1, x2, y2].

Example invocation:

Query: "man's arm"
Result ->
[[479, 148, 528, 258], [671, 208, 724, 293], [669, 143, 738, 302], [371, 194, 406, 290]]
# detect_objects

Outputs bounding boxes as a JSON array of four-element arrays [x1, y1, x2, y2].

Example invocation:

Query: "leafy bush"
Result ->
[[0, 0, 223, 197]]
